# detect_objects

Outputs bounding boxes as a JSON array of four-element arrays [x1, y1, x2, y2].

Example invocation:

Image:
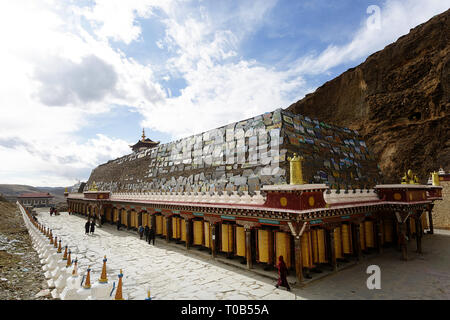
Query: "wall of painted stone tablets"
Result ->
[[86, 108, 382, 193]]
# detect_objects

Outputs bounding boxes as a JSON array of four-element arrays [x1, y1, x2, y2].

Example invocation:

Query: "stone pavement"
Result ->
[[35, 209, 450, 300]]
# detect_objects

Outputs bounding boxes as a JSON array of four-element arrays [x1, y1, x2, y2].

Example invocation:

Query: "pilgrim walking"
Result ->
[[90, 220, 96, 235], [275, 255, 290, 291], [85, 220, 90, 235]]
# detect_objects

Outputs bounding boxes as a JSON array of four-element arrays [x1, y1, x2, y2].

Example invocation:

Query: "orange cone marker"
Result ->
[[114, 270, 124, 300], [99, 256, 108, 283], [83, 266, 92, 289]]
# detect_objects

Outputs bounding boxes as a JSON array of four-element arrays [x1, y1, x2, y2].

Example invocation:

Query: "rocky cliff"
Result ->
[[287, 9, 449, 183]]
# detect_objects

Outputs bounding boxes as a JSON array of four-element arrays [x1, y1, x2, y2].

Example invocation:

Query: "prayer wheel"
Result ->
[[221, 224, 234, 253], [130, 210, 137, 228], [410, 217, 416, 235], [113, 208, 118, 222], [121, 210, 128, 226], [420, 212, 429, 230], [105, 208, 112, 222], [333, 227, 343, 259], [275, 232, 291, 269], [312, 228, 327, 263], [301, 231, 314, 269], [193, 220, 204, 245], [142, 213, 148, 227], [172, 217, 181, 239], [364, 220, 375, 248], [383, 219, 393, 243], [236, 226, 246, 257], [341, 223, 353, 254], [204, 222, 211, 248], [155, 215, 163, 235], [162, 217, 167, 236], [181, 219, 186, 242], [359, 222, 366, 250], [257, 229, 273, 264], [421, 213, 428, 230]]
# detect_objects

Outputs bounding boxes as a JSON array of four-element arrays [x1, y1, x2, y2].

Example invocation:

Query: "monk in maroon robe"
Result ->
[[275, 255, 291, 291]]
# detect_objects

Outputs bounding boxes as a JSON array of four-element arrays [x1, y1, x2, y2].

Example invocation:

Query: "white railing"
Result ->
[[323, 189, 379, 205], [110, 190, 266, 205]]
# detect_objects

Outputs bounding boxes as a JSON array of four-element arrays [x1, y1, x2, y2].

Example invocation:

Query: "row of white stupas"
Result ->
[[17, 202, 152, 300]]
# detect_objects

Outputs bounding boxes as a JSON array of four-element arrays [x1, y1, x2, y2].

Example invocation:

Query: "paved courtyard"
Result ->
[[34, 208, 450, 300]]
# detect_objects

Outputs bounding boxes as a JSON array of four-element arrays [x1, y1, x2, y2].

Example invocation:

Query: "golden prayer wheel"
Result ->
[[410, 217, 416, 235], [204, 222, 211, 248], [121, 211, 128, 226], [129, 210, 135, 227], [341, 224, 353, 254], [113, 208, 118, 222], [257, 229, 273, 264], [221, 224, 234, 253], [142, 213, 148, 227], [236, 226, 246, 257], [364, 221, 375, 248], [334, 227, 343, 259], [359, 222, 366, 250], [383, 219, 394, 243], [172, 217, 181, 239], [193, 220, 204, 245], [275, 232, 291, 269], [181, 219, 187, 241], [105, 208, 112, 222], [301, 231, 314, 269], [155, 215, 163, 235], [162, 217, 167, 236], [421, 213, 428, 230], [311, 229, 327, 263]]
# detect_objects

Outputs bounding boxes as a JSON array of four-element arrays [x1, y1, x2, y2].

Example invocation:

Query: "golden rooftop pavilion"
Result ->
[[65, 108, 442, 283]]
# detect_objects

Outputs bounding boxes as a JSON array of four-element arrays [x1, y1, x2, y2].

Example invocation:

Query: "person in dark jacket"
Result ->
[[117, 218, 121, 230], [144, 225, 150, 242], [275, 255, 290, 291], [148, 227, 155, 245], [90, 220, 95, 235], [138, 225, 144, 239], [85, 220, 90, 235]]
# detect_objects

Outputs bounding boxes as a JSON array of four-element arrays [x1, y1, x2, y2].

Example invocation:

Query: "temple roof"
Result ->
[[18, 192, 53, 198], [130, 129, 160, 152]]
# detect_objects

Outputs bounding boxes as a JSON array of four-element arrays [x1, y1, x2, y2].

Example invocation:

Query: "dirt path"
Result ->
[[0, 200, 55, 300]]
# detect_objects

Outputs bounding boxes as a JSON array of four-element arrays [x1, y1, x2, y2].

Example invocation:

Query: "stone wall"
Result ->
[[86, 109, 382, 193], [433, 180, 450, 229]]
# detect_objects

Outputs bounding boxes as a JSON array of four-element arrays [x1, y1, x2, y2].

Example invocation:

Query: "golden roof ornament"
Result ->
[[141, 128, 146, 141], [287, 153, 304, 185], [431, 171, 440, 186], [89, 181, 98, 191]]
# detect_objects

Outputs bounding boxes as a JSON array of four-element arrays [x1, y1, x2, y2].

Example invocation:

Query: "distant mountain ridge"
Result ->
[[287, 9, 449, 183]]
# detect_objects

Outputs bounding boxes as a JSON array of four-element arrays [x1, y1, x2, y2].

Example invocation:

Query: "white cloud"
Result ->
[[0, 0, 447, 187]]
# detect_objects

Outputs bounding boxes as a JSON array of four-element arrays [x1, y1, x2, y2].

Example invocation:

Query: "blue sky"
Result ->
[[0, 0, 448, 187]]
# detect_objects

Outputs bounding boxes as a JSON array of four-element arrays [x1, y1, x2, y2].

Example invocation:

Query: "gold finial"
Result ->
[[287, 153, 304, 185], [432, 171, 440, 186], [141, 128, 146, 141], [99, 255, 108, 283], [65, 187, 68, 193]]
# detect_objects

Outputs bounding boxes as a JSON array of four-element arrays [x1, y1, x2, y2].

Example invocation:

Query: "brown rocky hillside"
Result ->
[[287, 9, 449, 183]]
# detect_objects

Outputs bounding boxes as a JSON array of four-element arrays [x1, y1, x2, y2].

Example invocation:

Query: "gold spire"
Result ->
[[288, 153, 304, 185], [141, 128, 146, 141]]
